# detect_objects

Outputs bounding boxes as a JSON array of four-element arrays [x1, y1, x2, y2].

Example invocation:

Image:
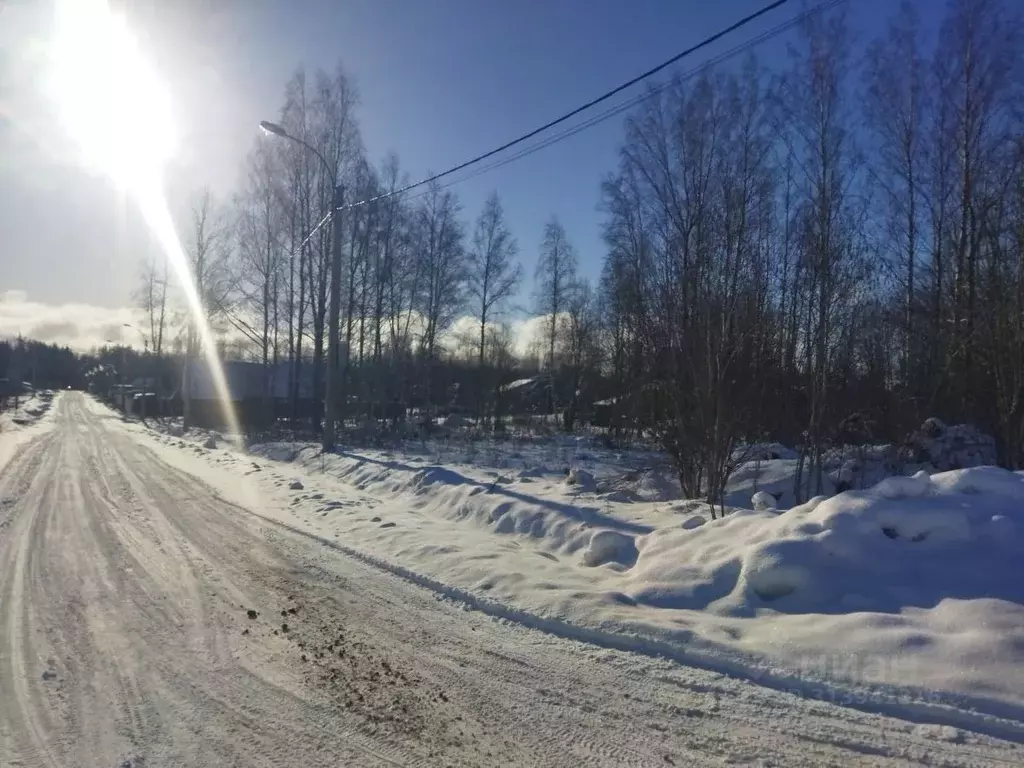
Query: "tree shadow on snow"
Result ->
[[335, 450, 654, 536]]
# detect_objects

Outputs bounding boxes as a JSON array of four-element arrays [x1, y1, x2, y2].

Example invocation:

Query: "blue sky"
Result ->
[[0, 0, 898, 348]]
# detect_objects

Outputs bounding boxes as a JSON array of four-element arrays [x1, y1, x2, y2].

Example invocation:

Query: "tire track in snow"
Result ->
[[5, 393, 1020, 766], [0, 395, 423, 767], [0, 425, 68, 767]]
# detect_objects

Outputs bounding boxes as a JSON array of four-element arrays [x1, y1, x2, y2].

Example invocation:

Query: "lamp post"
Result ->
[[259, 120, 343, 452], [105, 338, 127, 412], [123, 323, 148, 420], [122, 322, 147, 350]]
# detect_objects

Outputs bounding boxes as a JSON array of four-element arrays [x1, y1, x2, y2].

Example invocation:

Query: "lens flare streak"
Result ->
[[46, 0, 241, 437], [134, 183, 242, 439]]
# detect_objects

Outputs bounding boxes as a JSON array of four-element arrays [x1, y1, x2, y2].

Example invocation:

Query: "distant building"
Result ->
[[499, 375, 544, 410], [183, 359, 320, 428]]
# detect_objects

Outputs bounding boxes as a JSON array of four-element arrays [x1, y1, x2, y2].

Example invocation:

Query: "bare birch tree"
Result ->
[[137, 253, 168, 356], [534, 217, 577, 415], [467, 191, 521, 423]]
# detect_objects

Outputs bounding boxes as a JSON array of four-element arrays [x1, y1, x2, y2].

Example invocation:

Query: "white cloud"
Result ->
[[440, 314, 550, 360], [441, 315, 489, 357], [509, 315, 555, 359], [0, 290, 144, 351], [0, 291, 564, 362]]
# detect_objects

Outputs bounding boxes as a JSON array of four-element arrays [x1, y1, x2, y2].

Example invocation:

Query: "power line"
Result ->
[[299, 0, 833, 245], [419, 0, 843, 199], [284, 209, 334, 262], [341, 0, 794, 211]]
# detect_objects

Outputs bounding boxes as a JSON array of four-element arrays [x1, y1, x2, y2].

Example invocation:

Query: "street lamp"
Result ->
[[123, 322, 148, 351], [123, 323, 149, 420], [105, 338, 127, 412], [259, 119, 344, 452], [257, 120, 286, 138]]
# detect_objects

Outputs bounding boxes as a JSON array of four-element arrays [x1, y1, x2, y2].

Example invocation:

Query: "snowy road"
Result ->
[[0, 394, 1019, 767]]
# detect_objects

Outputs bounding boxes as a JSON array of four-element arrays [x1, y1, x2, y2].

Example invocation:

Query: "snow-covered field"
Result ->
[[132, 410, 1024, 741]]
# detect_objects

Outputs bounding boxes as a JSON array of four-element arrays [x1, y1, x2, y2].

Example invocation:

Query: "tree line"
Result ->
[[0, 338, 81, 392], [141, 63, 590, 432], [137, 0, 1024, 500], [598, 0, 1024, 501]]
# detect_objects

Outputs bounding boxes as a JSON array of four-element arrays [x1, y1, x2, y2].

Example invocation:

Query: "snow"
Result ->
[[18, 394, 905, 765], [632, 467, 679, 501], [502, 377, 537, 391], [581, 530, 638, 569], [565, 466, 596, 491], [0, 390, 58, 472], [909, 421, 998, 471], [115, 406, 1024, 739], [679, 514, 707, 530]]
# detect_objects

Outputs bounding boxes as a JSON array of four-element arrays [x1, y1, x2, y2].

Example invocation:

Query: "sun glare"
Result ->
[[46, 0, 175, 187], [46, 0, 241, 439]]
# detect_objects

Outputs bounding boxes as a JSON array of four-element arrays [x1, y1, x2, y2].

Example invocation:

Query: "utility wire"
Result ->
[[296, 0, 833, 247], [416, 0, 843, 200], [283, 209, 333, 263], [341, 0, 794, 211]]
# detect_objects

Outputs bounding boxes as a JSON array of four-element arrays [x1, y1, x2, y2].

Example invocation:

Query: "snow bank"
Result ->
[[581, 530, 638, 569], [726, 420, 1000, 510], [1, 390, 55, 427], [626, 467, 1024, 618], [632, 468, 679, 501], [0, 390, 59, 472], [130, 415, 1024, 729], [244, 440, 1024, 708], [565, 466, 596, 492]]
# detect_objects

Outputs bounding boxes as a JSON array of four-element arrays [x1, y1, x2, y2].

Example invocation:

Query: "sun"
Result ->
[[43, 0, 242, 439], [45, 0, 175, 188]]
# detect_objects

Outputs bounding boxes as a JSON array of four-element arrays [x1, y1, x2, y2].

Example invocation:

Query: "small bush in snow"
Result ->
[[734, 442, 797, 462]]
